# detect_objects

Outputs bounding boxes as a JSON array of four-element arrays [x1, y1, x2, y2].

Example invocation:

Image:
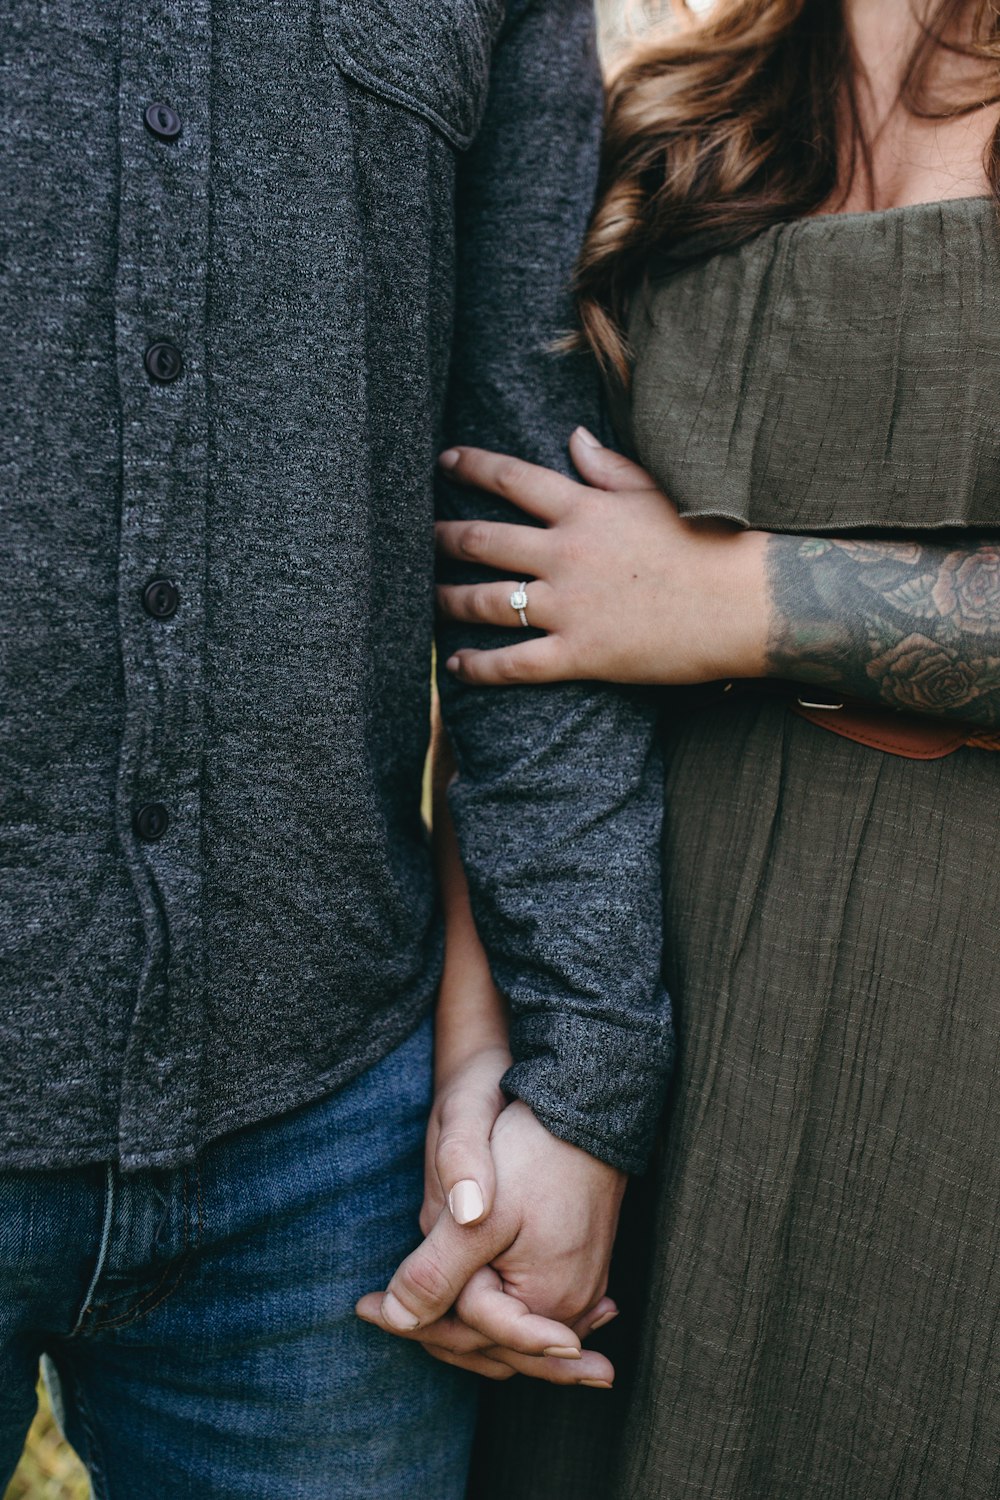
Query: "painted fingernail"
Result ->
[[544, 1345, 581, 1360], [381, 1292, 420, 1331], [448, 1179, 485, 1226], [580, 1379, 614, 1390], [574, 426, 602, 449], [588, 1309, 620, 1334], [438, 449, 461, 469]]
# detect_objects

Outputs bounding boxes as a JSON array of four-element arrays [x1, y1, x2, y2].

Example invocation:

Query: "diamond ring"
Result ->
[[510, 584, 529, 628]]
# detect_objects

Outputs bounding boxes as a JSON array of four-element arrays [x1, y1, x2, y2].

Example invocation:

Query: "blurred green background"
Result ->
[[4, 2, 633, 1495], [5, 1391, 88, 1500]]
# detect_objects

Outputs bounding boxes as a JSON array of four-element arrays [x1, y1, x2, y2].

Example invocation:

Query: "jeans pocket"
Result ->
[[319, 0, 505, 149]]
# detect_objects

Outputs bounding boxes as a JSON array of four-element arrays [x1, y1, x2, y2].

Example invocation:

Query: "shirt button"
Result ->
[[142, 577, 180, 620], [144, 342, 184, 384], [144, 102, 182, 142], [134, 803, 170, 842]]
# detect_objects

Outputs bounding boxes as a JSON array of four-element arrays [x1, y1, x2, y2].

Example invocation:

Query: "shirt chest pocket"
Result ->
[[320, 0, 506, 150]]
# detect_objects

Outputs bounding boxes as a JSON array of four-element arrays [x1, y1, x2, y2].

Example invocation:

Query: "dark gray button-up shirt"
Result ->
[[2, 0, 672, 1175]]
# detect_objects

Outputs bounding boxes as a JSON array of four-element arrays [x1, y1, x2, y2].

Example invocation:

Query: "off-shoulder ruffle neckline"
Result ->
[[629, 192, 1000, 534], [777, 192, 994, 233]]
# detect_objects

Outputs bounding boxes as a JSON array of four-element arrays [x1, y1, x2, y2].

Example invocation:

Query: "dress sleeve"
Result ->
[[436, 0, 674, 1174]]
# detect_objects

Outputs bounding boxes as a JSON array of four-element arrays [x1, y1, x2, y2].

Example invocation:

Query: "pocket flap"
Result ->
[[323, 0, 505, 150]]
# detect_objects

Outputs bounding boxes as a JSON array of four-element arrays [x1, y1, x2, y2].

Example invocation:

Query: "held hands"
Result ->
[[357, 1090, 626, 1386], [437, 428, 769, 688], [359, 435, 715, 1381], [360, 732, 626, 1387]]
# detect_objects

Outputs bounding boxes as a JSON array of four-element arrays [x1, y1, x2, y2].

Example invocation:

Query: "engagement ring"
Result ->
[[510, 584, 530, 628]]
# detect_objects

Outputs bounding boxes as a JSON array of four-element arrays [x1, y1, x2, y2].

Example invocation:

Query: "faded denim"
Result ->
[[0, 1019, 475, 1499]]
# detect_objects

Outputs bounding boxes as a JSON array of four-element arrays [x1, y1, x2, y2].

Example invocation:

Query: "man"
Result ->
[[0, 1, 671, 1493]]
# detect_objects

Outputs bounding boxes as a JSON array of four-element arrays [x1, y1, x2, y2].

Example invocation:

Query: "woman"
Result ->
[[429, 0, 1000, 1494]]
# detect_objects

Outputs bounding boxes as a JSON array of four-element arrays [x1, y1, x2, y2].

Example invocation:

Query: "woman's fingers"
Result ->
[[454, 1268, 584, 1359], [439, 448, 577, 522], [357, 1296, 500, 1356], [572, 1296, 620, 1340], [433, 1089, 499, 1229], [357, 1266, 584, 1360], [358, 1272, 620, 1386], [436, 579, 555, 632], [444, 637, 570, 686], [424, 1345, 517, 1381], [435, 517, 549, 576], [427, 1341, 616, 1387], [569, 427, 661, 493]]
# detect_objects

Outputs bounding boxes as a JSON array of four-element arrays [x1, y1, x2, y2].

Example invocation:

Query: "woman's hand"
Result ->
[[403, 1036, 624, 1387], [436, 427, 769, 688], [361, 715, 620, 1385], [439, 430, 1000, 727], [358, 1100, 624, 1386], [420, 1041, 510, 1234]]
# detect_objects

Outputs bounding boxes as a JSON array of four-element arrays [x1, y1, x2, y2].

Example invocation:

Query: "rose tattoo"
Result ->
[[766, 534, 1000, 728]]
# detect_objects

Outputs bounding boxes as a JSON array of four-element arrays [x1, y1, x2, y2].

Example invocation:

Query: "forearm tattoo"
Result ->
[[765, 536, 1000, 726]]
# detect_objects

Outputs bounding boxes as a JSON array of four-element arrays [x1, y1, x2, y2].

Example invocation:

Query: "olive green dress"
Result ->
[[469, 198, 1000, 1500]]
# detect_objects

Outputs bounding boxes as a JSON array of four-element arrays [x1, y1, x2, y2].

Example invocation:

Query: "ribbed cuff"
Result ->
[[500, 997, 675, 1175]]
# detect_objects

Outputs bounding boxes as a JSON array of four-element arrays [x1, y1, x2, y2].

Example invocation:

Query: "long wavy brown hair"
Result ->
[[578, 0, 1000, 381]]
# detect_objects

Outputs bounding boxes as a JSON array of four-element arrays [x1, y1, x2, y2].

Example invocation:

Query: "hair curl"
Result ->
[[577, 0, 1000, 382]]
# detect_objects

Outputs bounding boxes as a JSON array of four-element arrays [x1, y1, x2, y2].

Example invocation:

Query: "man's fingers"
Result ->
[[436, 580, 555, 634], [569, 427, 660, 492], [358, 1292, 502, 1356], [439, 448, 577, 522], [373, 1209, 508, 1332], [418, 1189, 444, 1239], [444, 637, 569, 687]]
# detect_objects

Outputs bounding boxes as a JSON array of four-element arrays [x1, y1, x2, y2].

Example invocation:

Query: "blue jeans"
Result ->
[[0, 1018, 476, 1498]]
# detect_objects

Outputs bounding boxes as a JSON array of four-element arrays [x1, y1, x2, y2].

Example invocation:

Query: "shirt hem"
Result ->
[[0, 993, 436, 1174]]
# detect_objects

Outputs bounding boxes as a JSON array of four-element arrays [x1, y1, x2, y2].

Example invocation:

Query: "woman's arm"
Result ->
[[358, 710, 622, 1388], [422, 708, 511, 1233], [766, 534, 1000, 724], [434, 432, 1000, 727]]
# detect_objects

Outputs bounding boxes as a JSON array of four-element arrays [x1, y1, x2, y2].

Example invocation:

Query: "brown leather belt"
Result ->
[[719, 680, 1000, 760]]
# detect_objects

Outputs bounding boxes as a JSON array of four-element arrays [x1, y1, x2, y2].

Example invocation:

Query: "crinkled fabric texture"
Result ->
[[472, 705, 1000, 1500], [629, 195, 1000, 532], [0, 0, 671, 1173], [469, 204, 1000, 1498]]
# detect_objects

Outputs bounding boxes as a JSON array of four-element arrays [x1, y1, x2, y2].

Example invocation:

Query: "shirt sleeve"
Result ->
[[436, 0, 674, 1175]]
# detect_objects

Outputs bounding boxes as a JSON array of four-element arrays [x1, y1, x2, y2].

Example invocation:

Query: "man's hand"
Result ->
[[357, 1101, 626, 1385]]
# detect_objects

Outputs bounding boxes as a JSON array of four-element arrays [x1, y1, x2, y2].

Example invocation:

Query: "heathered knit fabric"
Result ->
[[1, 0, 672, 1174]]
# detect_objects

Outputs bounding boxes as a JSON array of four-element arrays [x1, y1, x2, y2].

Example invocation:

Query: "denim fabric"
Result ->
[[0, 1019, 476, 1499]]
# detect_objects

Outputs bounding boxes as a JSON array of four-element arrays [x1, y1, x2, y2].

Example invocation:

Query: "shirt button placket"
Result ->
[[138, 124, 184, 862], [113, 1, 211, 1167]]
